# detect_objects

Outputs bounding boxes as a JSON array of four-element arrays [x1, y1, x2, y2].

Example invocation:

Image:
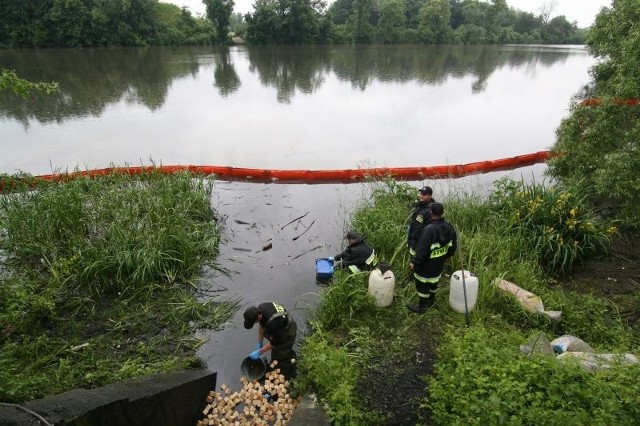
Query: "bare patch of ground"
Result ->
[[555, 231, 640, 328], [357, 325, 439, 425]]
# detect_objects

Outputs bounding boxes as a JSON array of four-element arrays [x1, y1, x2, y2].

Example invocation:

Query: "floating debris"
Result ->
[[280, 212, 309, 230], [292, 221, 315, 241], [290, 245, 323, 260]]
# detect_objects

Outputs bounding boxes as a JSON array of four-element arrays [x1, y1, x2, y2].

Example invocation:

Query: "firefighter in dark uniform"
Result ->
[[244, 302, 298, 377], [408, 186, 436, 256], [332, 231, 377, 273], [408, 203, 457, 313]]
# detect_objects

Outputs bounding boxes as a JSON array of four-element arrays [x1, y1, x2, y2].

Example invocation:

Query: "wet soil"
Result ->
[[356, 232, 640, 425], [358, 326, 438, 425], [552, 231, 640, 327]]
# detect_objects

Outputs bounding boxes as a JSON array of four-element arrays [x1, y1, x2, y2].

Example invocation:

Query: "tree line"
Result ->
[[0, 0, 589, 48], [0, 0, 222, 47], [246, 0, 587, 44]]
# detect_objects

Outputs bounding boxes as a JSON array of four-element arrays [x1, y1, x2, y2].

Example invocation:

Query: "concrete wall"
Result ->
[[0, 369, 216, 426]]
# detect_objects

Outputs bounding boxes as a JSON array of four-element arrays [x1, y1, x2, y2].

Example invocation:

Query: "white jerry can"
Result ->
[[449, 270, 479, 313], [368, 263, 395, 307]]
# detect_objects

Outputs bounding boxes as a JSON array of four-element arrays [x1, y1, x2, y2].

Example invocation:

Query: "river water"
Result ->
[[0, 44, 596, 390]]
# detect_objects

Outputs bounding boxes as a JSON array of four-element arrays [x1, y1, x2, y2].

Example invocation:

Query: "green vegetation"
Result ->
[[0, 0, 219, 47], [0, 171, 236, 402], [294, 4, 640, 414], [0, 69, 58, 98], [0, 0, 588, 47], [245, 0, 587, 45], [548, 0, 640, 228], [296, 179, 639, 424], [490, 178, 616, 276]]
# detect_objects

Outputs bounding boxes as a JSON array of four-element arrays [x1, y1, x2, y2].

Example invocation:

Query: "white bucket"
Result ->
[[449, 270, 479, 313], [368, 265, 395, 307]]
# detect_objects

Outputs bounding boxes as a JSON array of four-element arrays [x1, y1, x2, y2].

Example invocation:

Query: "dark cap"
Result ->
[[344, 230, 361, 240], [419, 186, 433, 195], [243, 306, 259, 329], [430, 202, 444, 216]]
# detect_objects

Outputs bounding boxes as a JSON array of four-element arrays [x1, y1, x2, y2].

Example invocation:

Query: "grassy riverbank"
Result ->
[[295, 179, 640, 425], [0, 171, 236, 403]]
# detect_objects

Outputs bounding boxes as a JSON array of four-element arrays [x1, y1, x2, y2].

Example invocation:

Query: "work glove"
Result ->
[[255, 341, 263, 351], [249, 349, 261, 360]]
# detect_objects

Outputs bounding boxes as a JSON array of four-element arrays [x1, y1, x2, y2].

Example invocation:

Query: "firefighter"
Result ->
[[331, 231, 377, 273], [408, 202, 457, 313], [244, 301, 298, 378], [407, 186, 436, 256]]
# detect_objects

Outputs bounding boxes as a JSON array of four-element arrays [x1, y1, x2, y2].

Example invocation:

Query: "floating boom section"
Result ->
[[580, 98, 640, 107], [1, 151, 551, 191]]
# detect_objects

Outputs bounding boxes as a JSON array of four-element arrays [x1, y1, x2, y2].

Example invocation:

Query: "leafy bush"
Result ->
[[490, 178, 615, 276], [548, 101, 640, 227], [547, 0, 640, 228], [428, 326, 640, 425]]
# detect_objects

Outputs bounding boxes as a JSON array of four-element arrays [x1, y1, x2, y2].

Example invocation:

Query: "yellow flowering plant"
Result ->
[[490, 178, 615, 276]]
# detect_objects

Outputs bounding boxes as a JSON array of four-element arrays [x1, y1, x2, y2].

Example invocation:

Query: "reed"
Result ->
[[0, 170, 235, 402]]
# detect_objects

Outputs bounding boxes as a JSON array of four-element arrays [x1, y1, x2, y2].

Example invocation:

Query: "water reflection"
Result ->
[[0, 47, 200, 125], [0, 45, 582, 123], [213, 48, 241, 97], [247, 46, 329, 104]]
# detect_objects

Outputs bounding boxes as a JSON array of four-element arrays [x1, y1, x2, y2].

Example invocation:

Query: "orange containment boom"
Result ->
[[580, 98, 640, 107], [1, 151, 552, 190]]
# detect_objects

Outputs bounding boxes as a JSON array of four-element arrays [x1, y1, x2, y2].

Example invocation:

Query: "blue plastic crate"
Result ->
[[315, 258, 334, 284]]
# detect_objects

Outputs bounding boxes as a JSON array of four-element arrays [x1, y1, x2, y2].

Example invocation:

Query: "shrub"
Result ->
[[548, 101, 640, 228], [428, 326, 640, 425], [490, 178, 615, 276]]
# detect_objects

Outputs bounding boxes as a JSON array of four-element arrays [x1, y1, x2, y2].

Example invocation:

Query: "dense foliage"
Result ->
[[428, 327, 640, 424], [0, 0, 218, 47], [244, 0, 331, 44], [0, 0, 588, 47], [321, 0, 586, 45], [0, 171, 236, 402], [547, 0, 640, 228]]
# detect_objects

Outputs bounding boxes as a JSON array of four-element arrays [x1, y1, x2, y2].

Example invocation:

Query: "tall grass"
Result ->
[[0, 170, 220, 297], [0, 170, 236, 402]]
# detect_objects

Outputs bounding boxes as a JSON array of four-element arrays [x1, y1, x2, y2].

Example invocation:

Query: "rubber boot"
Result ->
[[407, 296, 428, 313]]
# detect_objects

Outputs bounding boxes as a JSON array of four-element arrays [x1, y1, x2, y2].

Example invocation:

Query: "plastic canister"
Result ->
[[449, 270, 479, 313], [368, 263, 395, 307]]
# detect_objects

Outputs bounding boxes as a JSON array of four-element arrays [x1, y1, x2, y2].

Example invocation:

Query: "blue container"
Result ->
[[315, 258, 334, 284]]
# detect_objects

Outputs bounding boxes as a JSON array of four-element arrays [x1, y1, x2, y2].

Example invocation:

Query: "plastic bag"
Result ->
[[550, 335, 595, 354], [520, 333, 554, 357]]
